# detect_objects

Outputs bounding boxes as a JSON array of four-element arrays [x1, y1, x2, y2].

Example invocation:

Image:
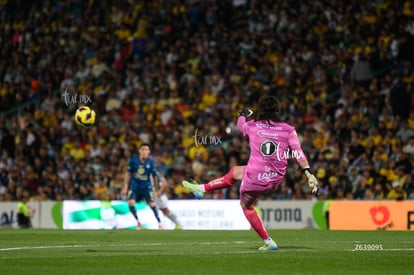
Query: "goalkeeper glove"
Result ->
[[303, 168, 319, 194], [239, 108, 254, 118]]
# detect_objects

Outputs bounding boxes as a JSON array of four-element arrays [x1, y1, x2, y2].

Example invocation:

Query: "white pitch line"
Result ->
[[0, 245, 85, 251], [0, 241, 252, 252]]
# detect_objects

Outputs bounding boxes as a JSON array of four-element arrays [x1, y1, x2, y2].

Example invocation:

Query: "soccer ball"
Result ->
[[74, 106, 96, 127]]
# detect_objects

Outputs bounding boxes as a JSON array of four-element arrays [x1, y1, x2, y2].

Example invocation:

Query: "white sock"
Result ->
[[264, 237, 273, 244], [166, 213, 179, 225], [198, 185, 206, 192]]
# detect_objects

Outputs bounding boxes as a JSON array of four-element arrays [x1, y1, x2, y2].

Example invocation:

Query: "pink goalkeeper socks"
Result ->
[[242, 206, 269, 239]]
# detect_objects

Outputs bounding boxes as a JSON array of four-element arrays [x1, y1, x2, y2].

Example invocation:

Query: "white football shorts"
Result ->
[[155, 193, 169, 209]]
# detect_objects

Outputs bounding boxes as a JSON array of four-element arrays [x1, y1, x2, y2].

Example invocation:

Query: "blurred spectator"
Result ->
[[387, 181, 407, 200], [351, 55, 372, 90], [397, 122, 414, 144], [389, 79, 411, 121], [93, 176, 110, 201], [403, 136, 414, 154]]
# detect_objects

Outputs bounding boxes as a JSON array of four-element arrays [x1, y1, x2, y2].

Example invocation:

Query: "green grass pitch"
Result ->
[[0, 229, 413, 275]]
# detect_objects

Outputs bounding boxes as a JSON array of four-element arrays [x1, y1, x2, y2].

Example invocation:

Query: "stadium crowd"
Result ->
[[0, 0, 414, 203]]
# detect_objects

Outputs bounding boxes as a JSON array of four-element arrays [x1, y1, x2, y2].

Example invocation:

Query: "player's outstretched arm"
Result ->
[[288, 130, 319, 194]]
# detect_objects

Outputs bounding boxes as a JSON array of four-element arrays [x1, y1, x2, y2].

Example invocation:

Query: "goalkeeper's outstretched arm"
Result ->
[[288, 131, 319, 194]]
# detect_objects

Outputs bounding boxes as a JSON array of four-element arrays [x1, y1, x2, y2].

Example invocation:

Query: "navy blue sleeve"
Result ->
[[127, 157, 136, 173]]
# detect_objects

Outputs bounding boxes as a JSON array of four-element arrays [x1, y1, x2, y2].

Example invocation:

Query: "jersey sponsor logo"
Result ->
[[257, 171, 278, 181], [257, 130, 278, 138], [255, 123, 283, 130], [133, 166, 147, 180], [138, 166, 145, 174], [257, 166, 278, 181]]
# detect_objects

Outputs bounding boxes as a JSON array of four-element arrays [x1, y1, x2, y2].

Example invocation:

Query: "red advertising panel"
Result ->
[[330, 201, 414, 231]]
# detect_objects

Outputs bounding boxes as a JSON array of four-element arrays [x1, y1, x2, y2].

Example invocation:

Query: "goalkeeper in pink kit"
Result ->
[[184, 95, 318, 250]]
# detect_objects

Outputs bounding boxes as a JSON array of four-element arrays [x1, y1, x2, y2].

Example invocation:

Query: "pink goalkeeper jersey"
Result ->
[[237, 116, 307, 191]]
